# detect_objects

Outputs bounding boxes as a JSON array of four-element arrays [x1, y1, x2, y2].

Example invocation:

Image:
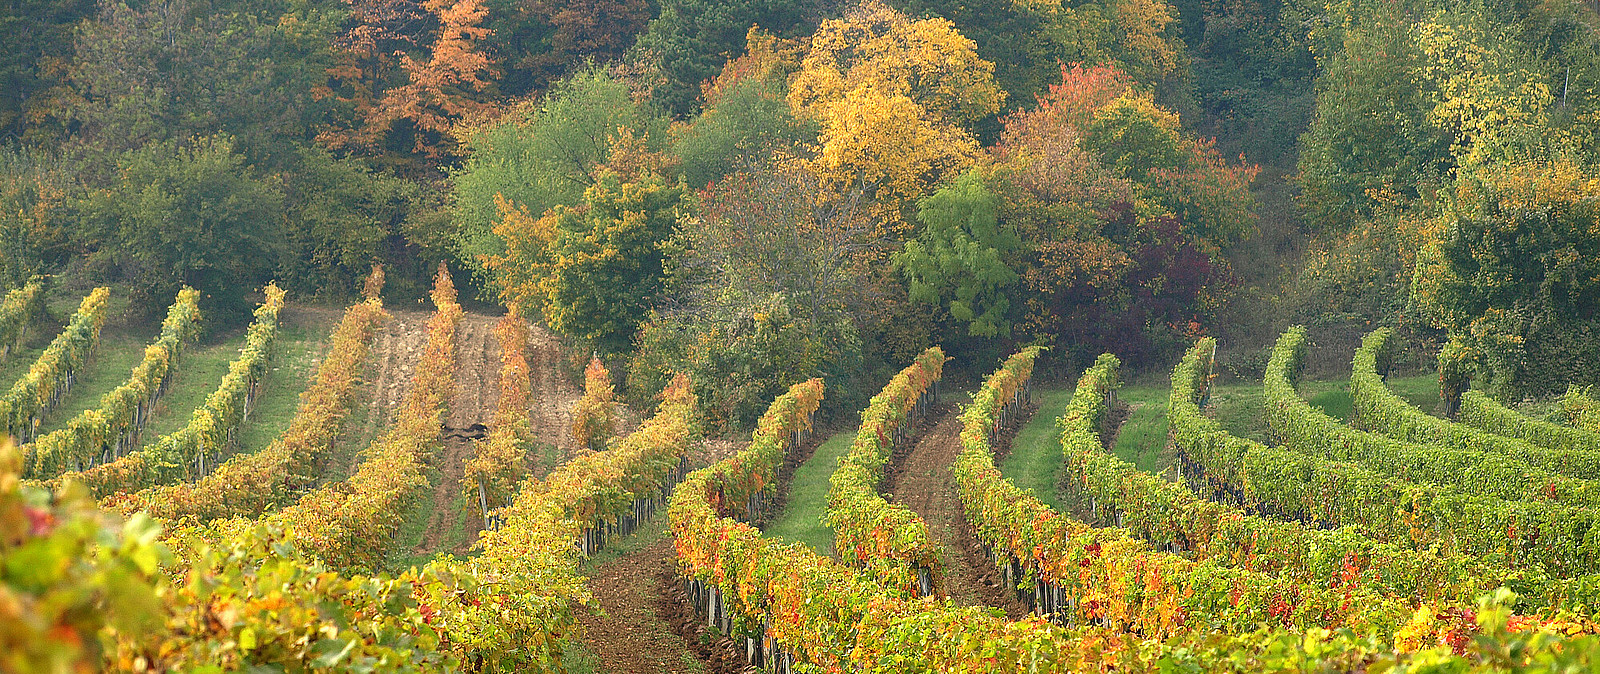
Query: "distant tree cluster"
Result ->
[[3, 0, 1591, 414], [458, 2, 1254, 427]]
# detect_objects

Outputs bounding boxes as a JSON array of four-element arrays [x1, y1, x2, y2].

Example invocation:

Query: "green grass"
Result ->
[[0, 289, 121, 396], [1386, 373, 1442, 415], [1201, 377, 1357, 444], [1113, 383, 1171, 474], [765, 428, 856, 556], [1000, 388, 1073, 511], [386, 465, 443, 572], [0, 342, 47, 392], [321, 338, 393, 486], [33, 326, 158, 437], [139, 330, 253, 440], [230, 311, 341, 456]]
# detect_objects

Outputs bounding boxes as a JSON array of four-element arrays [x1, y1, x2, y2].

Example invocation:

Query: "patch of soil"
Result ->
[[578, 535, 723, 674], [418, 313, 500, 556], [884, 410, 1030, 618], [660, 562, 753, 674], [523, 324, 583, 473], [322, 309, 428, 483], [1103, 400, 1134, 452]]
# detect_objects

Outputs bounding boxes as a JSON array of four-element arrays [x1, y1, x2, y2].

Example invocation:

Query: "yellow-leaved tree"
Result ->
[[788, 0, 1005, 237]]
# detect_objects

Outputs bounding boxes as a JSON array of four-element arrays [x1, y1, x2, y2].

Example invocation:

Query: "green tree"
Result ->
[[894, 170, 1020, 337], [452, 66, 668, 269], [483, 0, 652, 99], [66, 0, 340, 166], [0, 149, 75, 289], [630, 159, 872, 428], [892, 0, 1189, 127], [82, 136, 284, 316], [486, 169, 683, 355], [632, 0, 821, 116], [0, 0, 93, 142], [280, 147, 419, 297], [670, 31, 816, 189], [1296, 7, 1456, 232], [1083, 95, 1185, 182], [1412, 157, 1600, 396]]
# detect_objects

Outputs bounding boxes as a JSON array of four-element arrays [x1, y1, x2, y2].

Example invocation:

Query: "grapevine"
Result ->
[[0, 287, 110, 444], [1458, 388, 1600, 455], [824, 347, 945, 593], [462, 311, 532, 527], [110, 267, 389, 521], [953, 349, 1436, 639], [248, 265, 461, 569], [1345, 328, 1600, 487], [570, 355, 617, 451], [56, 284, 286, 496], [23, 287, 202, 480], [0, 278, 45, 362]]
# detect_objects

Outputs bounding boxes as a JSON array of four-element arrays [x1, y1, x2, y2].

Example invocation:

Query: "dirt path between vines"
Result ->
[[416, 313, 501, 556], [524, 324, 583, 472], [576, 533, 715, 674], [322, 309, 429, 484], [885, 411, 1029, 619], [574, 437, 753, 674]]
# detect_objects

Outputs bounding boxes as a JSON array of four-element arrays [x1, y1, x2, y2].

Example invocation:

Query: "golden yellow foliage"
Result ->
[[789, 0, 1005, 125], [570, 356, 617, 451], [482, 193, 560, 317], [788, 0, 1004, 236], [811, 87, 983, 236]]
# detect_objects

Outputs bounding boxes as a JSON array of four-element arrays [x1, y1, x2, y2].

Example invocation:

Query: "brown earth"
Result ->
[[523, 323, 584, 473], [575, 533, 724, 674], [573, 433, 760, 674], [885, 409, 1029, 619], [417, 313, 501, 556], [321, 309, 428, 484]]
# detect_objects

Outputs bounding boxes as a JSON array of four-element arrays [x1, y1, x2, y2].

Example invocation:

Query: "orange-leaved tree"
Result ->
[[318, 0, 497, 166]]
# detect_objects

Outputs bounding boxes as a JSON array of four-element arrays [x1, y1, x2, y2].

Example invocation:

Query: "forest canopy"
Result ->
[[3, 0, 1597, 425]]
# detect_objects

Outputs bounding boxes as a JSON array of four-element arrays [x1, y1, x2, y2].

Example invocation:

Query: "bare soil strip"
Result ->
[[523, 324, 583, 473], [578, 530, 718, 674], [321, 309, 427, 485], [417, 313, 501, 556], [577, 436, 756, 674], [885, 410, 1029, 618]]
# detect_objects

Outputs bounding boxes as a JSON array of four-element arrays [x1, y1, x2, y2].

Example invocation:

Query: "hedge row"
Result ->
[[462, 313, 532, 528], [62, 285, 286, 497], [244, 268, 460, 569], [111, 269, 388, 521], [1566, 387, 1600, 435], [24, 288, 202, 480], [570, 355, 617, 451], [1461, 389, 1600, 456], [0, 287, 109, 443], [1341, 328, 1600, 505], [825, 347, 945, 593], [0, 279, 45, 361], [955, 349, 1428, 640]]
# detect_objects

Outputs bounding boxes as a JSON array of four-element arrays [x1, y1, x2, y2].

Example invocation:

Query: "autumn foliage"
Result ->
[[463, 311, 533, 521], [256, 264, 460, 569], [570, 356, 617, 451], [110, 267, 390, 521]]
